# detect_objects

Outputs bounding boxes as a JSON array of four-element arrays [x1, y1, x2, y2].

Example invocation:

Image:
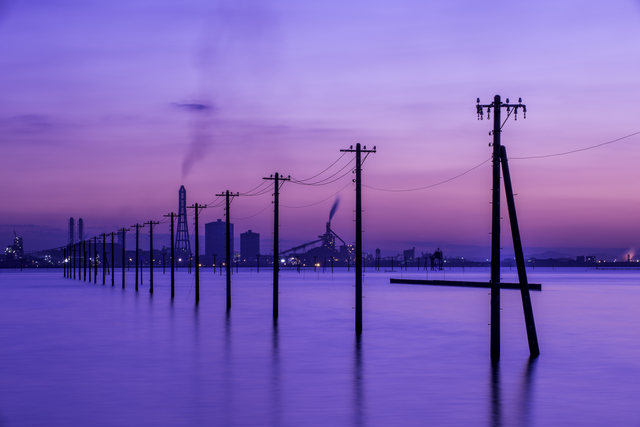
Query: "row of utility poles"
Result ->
[[61, 98, 541, 362], [60, 145, 374, 335]]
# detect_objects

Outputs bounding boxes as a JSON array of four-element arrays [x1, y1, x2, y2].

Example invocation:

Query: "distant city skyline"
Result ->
[[1, 1, 640, 256]]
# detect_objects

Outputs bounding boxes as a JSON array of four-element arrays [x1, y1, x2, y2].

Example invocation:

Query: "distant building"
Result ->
[[205, 219, 234, 264], [586, 256, 596, 263], [5, 232, 23, 260], [576, 256, 585, 263], [404, 247, 415, 260], [240, 230, 260, 262]]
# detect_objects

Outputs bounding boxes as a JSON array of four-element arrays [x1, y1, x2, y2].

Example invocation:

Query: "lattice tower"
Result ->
[[175, 185, 192, 255]]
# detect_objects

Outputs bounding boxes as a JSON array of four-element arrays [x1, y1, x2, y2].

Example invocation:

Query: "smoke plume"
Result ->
[[329, 195, 341, 221], [180, 0, 278, 179]]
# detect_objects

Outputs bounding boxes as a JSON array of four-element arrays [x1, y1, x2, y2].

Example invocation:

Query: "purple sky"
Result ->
[[1, 0, 640, 257]]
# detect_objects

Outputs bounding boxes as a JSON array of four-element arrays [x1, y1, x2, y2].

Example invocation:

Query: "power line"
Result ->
[[282, 182, 353, 208], [363, 158, 491, 193], [290, 157, 355, 186], [291, 164, 355, 187], [240, 179, 271, 196], [512, 130, 640, 160], [234, 203, 272, 219], [292, 152, 348, 183]]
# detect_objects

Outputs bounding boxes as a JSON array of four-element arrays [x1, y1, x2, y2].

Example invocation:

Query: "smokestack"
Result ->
[[78, 218, 84, 242]]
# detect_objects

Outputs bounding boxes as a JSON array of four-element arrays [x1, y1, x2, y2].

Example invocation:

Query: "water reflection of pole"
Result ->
[[519, 358, 538, 427], [223, 311, 232, 426], [490, 362, 502, 427], [353, 335, 364, 426], [270, 322, 281, 427]]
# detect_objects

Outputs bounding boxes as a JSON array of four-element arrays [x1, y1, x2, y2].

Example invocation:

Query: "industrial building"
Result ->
[[205, 219, 234, 264], [240, 230, 260, 262]]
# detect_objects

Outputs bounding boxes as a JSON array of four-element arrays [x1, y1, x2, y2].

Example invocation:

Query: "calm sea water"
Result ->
[[1, 267, 639, 426]]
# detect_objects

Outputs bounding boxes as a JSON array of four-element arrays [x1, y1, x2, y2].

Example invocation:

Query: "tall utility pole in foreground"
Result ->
[[476, 95, 538, 361], [109, 232, 115, 286], [131, 223, 144, 291], [93, 236, 98, 283], [145, 221, 159, 294], [216, 190, 239, 310], [187, 203, 207, 304], [340, 144, 376, 335], [101, 234, 106, 285], [263, 173, 290, 321], [164, 212, 176, 298], [119, 228, 129, 289]]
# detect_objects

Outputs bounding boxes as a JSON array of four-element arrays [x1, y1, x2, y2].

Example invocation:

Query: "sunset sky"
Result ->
[[1, 0, 640, 258]]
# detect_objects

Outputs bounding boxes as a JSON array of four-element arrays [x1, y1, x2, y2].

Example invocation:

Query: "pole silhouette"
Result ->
[[164, 213, 176, 298], [131, 223, 144, 291], [263, 173, 290, 321], [72, 244, 76, 279], [93, 237, 98, 283], [500, 146, 539, 357], [110, 233, 115, 286], [477, 95, 531, 360], [119, 228, 129, 288], [101, 234, 106, 285], [145, 221, 159, 294], [187, 203, 207, 304], [216, 191, 239, 310], [83, 240, 87, 281], [341, 143, 376, 334]]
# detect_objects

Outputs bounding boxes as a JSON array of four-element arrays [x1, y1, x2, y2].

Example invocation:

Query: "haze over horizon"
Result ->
[[2, 0, 640, 257]]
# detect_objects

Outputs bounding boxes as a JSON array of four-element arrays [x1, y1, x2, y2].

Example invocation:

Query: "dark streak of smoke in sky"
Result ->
[[181, 0, 279, 179], [329, 195, 341, 221]]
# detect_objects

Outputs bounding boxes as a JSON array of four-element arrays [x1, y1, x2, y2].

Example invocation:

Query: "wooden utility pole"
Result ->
[[144, 221, 159, 294], [164, 213, 176, 298], [93, 236, 98, 283], [100, 234, 107, 285], [119, 228, 129, 289], [131, 223, 144, 291], [215, 191, 239, 310], [109, 232, 116, 286], [187, 204, 207, 304], [500, 146, 539, 357], [83, 240, 87, 281], [476, 95, 535, 360], [341, 144, 376, 335], [263, 173, 290, 321]]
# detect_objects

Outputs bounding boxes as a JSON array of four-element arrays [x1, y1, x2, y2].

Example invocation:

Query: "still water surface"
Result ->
[[1, 267, 639, 426]]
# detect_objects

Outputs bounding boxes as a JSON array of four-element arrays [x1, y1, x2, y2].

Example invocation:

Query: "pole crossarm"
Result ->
[[340, 146, 377, 154], [476, 97, 526, 121]]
